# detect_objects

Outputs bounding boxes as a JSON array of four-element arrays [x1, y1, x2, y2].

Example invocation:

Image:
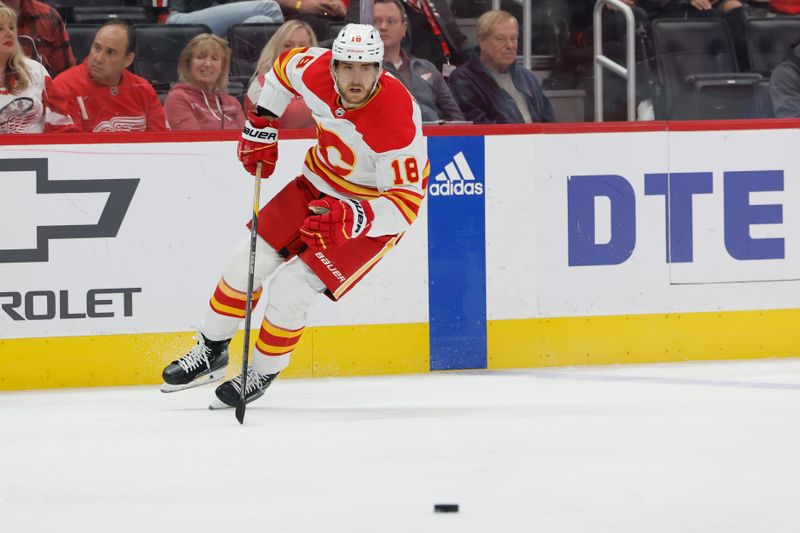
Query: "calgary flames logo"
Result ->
[[315, 123, 356, 176]]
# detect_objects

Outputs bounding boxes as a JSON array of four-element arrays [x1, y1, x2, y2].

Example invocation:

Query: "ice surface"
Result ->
[[3, 358, 800, 533]]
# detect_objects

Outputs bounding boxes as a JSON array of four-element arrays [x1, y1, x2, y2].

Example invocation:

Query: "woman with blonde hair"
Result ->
[[245, 19, 316, 128], [0, 2, 74, 134], [164, 33, 245, 131]]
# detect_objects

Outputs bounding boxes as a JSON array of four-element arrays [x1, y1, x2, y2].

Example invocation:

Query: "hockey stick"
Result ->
[[236, 162, 262, 425]]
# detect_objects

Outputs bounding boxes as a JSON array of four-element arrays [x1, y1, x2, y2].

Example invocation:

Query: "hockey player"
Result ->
[[162, 23, 428, 409]]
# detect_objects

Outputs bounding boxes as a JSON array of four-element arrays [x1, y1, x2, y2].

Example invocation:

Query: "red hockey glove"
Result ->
[[299, 198, 374, 250], [237, 111, 279, 178]]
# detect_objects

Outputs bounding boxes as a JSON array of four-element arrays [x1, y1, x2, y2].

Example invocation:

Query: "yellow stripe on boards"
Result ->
[[0, 323, 429, 391], [309, 323, 429, 376], [487, 309, 800, 369], [4, 309, 797, 391]]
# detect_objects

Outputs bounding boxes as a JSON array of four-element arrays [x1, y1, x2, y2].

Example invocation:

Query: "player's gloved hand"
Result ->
[[299, 198, 374, 249], [237, 111, 279, 178]]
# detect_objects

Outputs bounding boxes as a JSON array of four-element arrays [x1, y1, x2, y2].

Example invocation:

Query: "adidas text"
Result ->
[[430, 151, 484, 197], [430, 181, 484, 196]]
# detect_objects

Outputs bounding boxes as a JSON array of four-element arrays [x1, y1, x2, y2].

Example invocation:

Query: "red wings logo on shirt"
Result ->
[[315, 123, 356, 176], [92, 116, 147, 133], [0, 97, 38, 134]]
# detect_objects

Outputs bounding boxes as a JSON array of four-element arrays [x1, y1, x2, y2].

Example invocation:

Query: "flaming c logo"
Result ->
[[316, 124, 356, 176]]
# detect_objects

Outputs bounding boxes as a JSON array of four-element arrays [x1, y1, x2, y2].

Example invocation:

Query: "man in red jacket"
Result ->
[[54, 21, 169, 133]]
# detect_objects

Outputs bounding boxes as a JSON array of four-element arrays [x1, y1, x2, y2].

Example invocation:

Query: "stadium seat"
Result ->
[[754, 78, 775, 119], [73, 6, 151, 24], [326, 22, 347, 41], [746, 17, 800, 75], [652, 18, 762, 120], [132, 24, 212, 92], [66, 24, 101, 65], [48, 0, 127, 23], [228, 23, 283, 77]]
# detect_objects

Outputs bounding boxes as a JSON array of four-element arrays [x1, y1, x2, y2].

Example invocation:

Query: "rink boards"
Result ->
[[1, 122, 799, 390]]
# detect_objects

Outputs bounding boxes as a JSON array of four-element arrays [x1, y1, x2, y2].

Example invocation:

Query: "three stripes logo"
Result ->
[[429, 151, 484, 197]]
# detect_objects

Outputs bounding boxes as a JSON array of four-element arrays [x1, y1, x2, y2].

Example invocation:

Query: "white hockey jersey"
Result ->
[[257, 47, 429, 238], [0, 57, 74, 134]]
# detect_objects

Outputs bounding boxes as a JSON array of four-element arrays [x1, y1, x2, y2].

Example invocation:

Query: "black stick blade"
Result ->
[[235, 402, 246, 424]]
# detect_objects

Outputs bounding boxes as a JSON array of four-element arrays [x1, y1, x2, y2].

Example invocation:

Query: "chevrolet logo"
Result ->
[[0, 158, 139, 263]]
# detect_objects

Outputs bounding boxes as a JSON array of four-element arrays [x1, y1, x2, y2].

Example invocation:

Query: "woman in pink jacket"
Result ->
[[165, 33, 245, 131]]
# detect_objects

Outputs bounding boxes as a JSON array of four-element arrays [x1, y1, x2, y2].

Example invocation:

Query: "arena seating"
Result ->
[[132, 24, 211, 92], [227, 23, 283, 77], [652, 18, 762, 120]]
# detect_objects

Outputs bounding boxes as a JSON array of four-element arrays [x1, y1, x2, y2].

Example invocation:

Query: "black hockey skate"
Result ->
[[208, 367, 279, 410], [160, 334, 230, 393]]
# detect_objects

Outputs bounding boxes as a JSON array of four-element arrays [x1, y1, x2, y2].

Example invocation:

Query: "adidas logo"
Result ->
[[429, 151, 484, 197]]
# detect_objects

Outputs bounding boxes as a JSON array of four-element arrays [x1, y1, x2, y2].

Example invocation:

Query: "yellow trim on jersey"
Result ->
[[384, 195, 418, 224], [272, 48, 305, 96], [306, 150, 381, 199], [333, 237, 397, 299], [385, 188, 424, 207]]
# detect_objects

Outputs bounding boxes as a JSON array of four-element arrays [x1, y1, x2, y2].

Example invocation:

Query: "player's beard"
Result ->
[[336, 80, 370, 107]]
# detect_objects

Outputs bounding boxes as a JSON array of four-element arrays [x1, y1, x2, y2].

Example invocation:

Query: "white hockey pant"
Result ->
[[201, 235, 325, 374]]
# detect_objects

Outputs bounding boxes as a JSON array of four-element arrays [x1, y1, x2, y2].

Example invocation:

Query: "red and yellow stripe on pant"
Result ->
[[209, 278, 263, 318], [255, 318, 305, 357]]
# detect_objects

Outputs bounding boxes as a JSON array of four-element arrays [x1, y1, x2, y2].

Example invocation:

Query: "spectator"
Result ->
[[245, 19, 316, 128], [374, 0, 464, 122], [54, 21, 168, 133], [447, 10, 555, 124], [3, 0, 75, 77], [769, 43, 800, 118], [166, 1, 284, 36], [285, 0, 347, 19], [165, 33, 245, 131], [346, 0, 468, 71], [0, 3, 74, 133]]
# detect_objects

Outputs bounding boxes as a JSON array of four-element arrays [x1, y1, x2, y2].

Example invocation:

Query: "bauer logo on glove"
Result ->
[[242, 126, 277, 142], [238, 110, 279, 178]]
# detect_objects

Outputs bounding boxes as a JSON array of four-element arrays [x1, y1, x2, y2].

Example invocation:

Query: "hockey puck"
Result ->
[[434, 503, 459, 513]]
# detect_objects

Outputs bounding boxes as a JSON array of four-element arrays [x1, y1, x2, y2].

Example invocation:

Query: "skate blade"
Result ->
[[160, 370, 226, 393], [208, 397, 235, 410]]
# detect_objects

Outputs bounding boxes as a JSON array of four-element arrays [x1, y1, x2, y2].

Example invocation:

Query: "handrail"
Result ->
[[593, 0, 636, 121]]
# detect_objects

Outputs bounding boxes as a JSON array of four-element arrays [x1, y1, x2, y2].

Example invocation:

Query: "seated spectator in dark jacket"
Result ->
[[769, 44, 800, 118], [54, 21, 168, 132], [165, 33, 245, 131], [374, 0, 463, 123], [4, 0, 75, 77], [447, 10, 555, 124]]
